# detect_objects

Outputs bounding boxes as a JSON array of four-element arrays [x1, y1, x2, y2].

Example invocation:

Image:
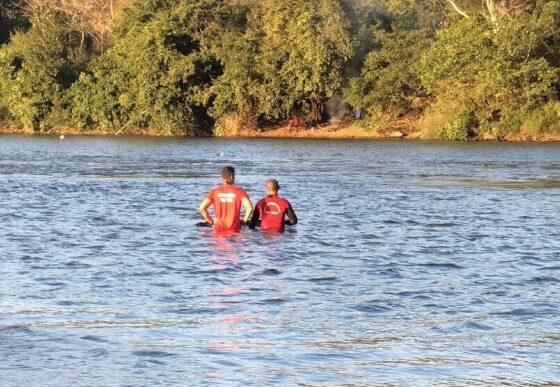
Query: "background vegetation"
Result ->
[[1, 0, 560, 139]]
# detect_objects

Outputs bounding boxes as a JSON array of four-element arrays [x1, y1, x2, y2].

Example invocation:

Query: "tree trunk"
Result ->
[[79, 31, 85, 54], [309, 98, 325, 125]]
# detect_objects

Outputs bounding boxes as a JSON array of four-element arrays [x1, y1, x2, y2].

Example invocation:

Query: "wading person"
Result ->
[[248, 179, 298, 232], [199, 166, 253, 232]]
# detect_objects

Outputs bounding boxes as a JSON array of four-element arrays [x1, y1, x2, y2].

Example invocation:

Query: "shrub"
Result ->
[[419, 9, 560, 135], [344, 4, 442, 124], [0, 8, 75, 130], [69, 0, 225, 134], [521, 102, 560, 135], [433, 111, 476, 141]]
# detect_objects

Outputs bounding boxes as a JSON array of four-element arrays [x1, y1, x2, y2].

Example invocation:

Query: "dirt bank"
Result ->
[[2, 122, 560, 141], [229, 123, 388, 139], [223, 123, 560, 142]]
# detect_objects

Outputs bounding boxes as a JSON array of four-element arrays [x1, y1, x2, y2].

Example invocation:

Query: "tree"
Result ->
[[344, 0, 444, 127], [201, 0, 259, 127], [0, 0, 29, 45], [0, 7, 81, 129], [206, 0, 354, 126], [257, 0, 354, 123], [419, 2, 560, 137], [70, 0, 227, 134], [442, 0, 537, 22], [21, 0, 131, 51]]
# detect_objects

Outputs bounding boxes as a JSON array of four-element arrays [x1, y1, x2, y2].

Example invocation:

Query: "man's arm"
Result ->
[[248, 206, 260, 229], [199, 198, 213, 225], [241, 197, 253, 224], [285, 204, 298, 226]]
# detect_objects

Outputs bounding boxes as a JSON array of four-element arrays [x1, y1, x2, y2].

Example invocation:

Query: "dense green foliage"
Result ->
[[206, 0, 353, 128], [345, 2, 443, 127], [69, 0, 225, 134], [1, 0, 560, 138], [419, 5, 560, 138], [0, 8, 86, 128]]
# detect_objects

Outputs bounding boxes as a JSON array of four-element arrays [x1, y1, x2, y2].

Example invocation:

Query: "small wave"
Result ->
[[417, 262, 464, 269], [88, 172, 211, 180], [261, 268, 282, 276], [353, 304, 393, 314], [259, 298, 286, 304], [491, 308, 555, 316], [160, 307, 216, 315], [541, 163, 560, 170], [539, 265, 560, 271], [56, 300, 80, 306], [391, 290, 435, 300], [87, 348, 110, 358], [427, 222, 457, 228], [527, 276, 560, 283], [80, 335, 110, 343], [150, 282, 173, 288], [463, 321, 494, 331], [307, 277, 337, 282], [0, 325, 33, 334], [63, 261, 92, 269], [132, 350, 175, 358]]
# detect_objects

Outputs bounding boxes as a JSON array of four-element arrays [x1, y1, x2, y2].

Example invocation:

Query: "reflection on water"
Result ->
[[0, 136, 559, 385]]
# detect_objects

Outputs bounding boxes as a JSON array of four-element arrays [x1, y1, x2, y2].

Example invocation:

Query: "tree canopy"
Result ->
[[1, 0, 560, 138]]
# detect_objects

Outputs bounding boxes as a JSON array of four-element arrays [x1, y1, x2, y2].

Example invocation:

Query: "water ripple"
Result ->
[[0, 137, 559, 385]]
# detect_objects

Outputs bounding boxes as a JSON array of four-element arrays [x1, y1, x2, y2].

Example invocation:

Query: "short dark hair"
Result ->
[[221, 166, 235, 184], [266, 179, 280, 191]]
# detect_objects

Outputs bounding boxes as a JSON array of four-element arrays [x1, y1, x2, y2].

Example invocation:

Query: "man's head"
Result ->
[[221, 166, 235, 185], [266, 179, 280, 196]]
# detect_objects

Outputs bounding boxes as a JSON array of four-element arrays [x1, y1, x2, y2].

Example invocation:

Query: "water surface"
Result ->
[[1, 136, 559, 385]]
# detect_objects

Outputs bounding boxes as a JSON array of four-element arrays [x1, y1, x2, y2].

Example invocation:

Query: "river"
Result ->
[[0, 136, 559, 385]]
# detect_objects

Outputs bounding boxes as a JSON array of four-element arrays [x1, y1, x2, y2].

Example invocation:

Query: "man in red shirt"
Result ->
[[248, 179, 298, 232], [199, 166, 253, 231]]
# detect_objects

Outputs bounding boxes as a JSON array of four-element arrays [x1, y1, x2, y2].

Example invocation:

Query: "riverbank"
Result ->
[[0, 125, 180, 137], [214, 121, 560, 142], [2, 122, 560, 141]]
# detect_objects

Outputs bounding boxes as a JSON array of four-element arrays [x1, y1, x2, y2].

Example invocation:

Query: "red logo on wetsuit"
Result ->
[[258, 196, 290, 231]]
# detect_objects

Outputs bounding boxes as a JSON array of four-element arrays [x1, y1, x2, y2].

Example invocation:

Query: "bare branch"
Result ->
[[445, 0, 471, 19], [486, 0, 497, 22]]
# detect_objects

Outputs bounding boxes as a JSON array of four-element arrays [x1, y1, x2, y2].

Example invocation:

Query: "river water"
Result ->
[[0, 136, 559, 385]]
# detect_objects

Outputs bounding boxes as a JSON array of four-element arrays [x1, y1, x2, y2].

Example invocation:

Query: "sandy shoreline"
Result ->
[[2, 124, 560, 142]]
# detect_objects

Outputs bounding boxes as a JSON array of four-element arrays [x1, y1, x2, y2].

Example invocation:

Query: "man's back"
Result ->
[[253, 195, 295, 231], [206, 185, 249, 231]]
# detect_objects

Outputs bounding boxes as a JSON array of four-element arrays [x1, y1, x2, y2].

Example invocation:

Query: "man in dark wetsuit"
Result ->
[[248, 179, 297, 232]]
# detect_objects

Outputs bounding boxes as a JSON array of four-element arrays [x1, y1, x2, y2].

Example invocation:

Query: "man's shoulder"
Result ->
[[234, 186, 249, 195]]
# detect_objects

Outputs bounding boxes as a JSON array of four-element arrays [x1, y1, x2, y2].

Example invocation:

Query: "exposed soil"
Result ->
[[2, 122, 560, 142]]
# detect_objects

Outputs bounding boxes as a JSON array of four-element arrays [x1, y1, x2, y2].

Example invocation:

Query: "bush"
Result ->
[[344, 4, 442, 124], [433, 111, 476, 141], [419, 9, 560, 135], [0, 8, 75, 130], [521, 102, 560, 135], [69, 0, 225, 134], [206, 0, 354, 125]]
